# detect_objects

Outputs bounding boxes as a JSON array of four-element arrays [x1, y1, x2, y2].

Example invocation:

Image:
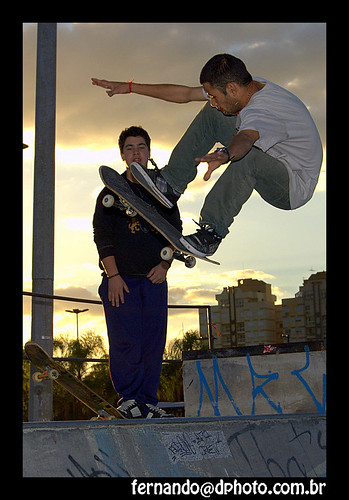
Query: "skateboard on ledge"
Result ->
[[25, 341, 124, 420]]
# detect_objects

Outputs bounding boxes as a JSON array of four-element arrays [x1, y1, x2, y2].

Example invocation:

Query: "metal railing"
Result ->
[[22, 290, 214, 348]]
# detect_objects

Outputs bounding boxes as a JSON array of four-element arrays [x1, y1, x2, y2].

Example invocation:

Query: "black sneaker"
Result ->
[[145, 404, 175, 418], [117, 399, 145, 419], [180, 223, 223, 256], [130, 162, 181, 208]]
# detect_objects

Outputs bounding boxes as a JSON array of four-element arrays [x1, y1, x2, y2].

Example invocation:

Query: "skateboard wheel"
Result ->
[[32, 372, 43, 383], [185, 256, 196, 268], [161, 247, 174, 260], [102, 195, 115, 208], [48, 369, 59, 380]]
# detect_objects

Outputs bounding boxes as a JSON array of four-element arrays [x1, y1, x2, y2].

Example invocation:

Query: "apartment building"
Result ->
[[199, 272, 326, 348], [200, 278, 281, 348], [283, 271, 326, 342]]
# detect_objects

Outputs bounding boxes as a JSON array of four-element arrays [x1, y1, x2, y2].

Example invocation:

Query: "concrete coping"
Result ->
[[182, 341, 326, 360], [23, 412, 326, 431]]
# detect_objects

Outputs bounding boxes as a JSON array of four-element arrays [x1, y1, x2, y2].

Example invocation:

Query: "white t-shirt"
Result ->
[[204, 78, 323, 209]]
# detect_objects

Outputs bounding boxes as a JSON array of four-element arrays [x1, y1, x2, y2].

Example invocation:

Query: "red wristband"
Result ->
[[128, 78, 134, 94]]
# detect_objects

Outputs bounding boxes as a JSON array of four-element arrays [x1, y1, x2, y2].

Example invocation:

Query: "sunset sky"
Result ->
[[23, 23, 326, 347]]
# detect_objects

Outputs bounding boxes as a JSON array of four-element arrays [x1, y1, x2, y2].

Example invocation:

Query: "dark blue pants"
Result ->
[[99, 275, 168, 411]]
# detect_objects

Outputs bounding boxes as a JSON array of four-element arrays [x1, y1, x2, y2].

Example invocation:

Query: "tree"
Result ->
[[53, 330, 107, 380], [164, 329, 208, 360], [157, 329, 208, 415], [52, 330, 113, 420]]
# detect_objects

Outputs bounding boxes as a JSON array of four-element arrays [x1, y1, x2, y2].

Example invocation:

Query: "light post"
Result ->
[[65, 308, 89, 342]]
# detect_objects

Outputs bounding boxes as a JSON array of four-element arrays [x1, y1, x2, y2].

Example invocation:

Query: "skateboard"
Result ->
[[99, 166, 220, 267], [25, 341, 124, 420]]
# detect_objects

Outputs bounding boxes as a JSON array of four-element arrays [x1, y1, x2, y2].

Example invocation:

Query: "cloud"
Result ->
[[23, 284, 102, 316], [168, 268, 276, 306], [168, 286, 219, 305], [222, 269, 276, 282], [56, 285, 102, 316]]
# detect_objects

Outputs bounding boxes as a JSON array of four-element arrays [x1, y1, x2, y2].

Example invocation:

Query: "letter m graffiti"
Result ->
[[196, 355, 242, 417]]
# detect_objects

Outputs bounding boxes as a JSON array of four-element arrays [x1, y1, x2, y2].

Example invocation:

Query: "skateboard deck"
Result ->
[[99, 166, 220, 266], [25, 341, 124, 420]]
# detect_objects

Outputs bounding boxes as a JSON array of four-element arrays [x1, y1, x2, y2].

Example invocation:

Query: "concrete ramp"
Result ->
[[23, 414, 326, 477]]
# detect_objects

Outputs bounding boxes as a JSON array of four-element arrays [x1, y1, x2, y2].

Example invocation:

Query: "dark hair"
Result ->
[[118, 126, 151, 154], [200, 54, 252, 93]]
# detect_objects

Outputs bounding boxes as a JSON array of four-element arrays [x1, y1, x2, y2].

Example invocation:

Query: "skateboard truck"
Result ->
[[161, 246, 196, 268], [32, 367, 59, 383], [90, 410, 117, 420], [102, 194, 137, 217]]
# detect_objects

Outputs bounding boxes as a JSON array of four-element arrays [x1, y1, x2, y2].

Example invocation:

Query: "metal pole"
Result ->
[[65, 309, 89, 342], [28, 23, 57, 422], [207, 306, 213, 350], [76, 313, 79, 342]]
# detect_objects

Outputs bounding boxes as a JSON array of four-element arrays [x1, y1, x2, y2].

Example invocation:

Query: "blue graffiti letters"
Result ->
[[246, 353, 282, 414], [194, 346, 326, 417], [196, 356, 242, 417], [291, 345, 326, 413]]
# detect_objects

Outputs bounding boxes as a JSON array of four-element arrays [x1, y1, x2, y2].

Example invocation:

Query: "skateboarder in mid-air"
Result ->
[[93, 126, 182, 418], [92, 53, 323, 257]]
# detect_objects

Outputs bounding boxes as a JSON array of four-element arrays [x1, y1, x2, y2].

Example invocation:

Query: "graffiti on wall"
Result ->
[[195, 345, 326, 417], [161, 430, 232, 464]]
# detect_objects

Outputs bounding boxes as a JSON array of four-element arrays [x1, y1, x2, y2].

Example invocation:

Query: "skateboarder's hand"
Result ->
[[91, 78, 129, 97], [108, 275, 130, 307], [195, 151, 228, 181], [196, 130, 259, 180]]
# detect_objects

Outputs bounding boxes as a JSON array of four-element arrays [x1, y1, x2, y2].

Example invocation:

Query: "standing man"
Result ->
[[92, 53, 323, 257], [93, 126, 182, 418]]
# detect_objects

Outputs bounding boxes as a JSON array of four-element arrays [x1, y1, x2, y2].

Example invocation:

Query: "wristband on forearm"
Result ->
[[214, 147, 233, 163], [107, 273, 120, 279]]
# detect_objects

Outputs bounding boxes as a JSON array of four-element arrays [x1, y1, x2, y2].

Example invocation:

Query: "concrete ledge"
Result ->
[[182, 341, 326, 360], [23, 413, 326, 477], [183, 345, 326, 417]]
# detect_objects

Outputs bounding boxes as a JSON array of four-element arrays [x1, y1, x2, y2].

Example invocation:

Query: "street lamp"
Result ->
[[65, 308, 89, 341]]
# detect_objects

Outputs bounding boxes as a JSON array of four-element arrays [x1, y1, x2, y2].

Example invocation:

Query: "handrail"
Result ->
[[23, 290, 212, 309], [23, 290, 214, 348], [23, 356, 181, 364]]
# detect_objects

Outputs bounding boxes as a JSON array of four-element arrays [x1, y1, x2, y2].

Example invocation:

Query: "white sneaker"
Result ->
[[146, 404, 175, 418], [117, 399, 144, 419], [130, 162, 180, 208]]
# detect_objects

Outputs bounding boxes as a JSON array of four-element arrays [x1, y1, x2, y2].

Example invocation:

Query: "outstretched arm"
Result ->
[[91, 78, 205, 103]]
